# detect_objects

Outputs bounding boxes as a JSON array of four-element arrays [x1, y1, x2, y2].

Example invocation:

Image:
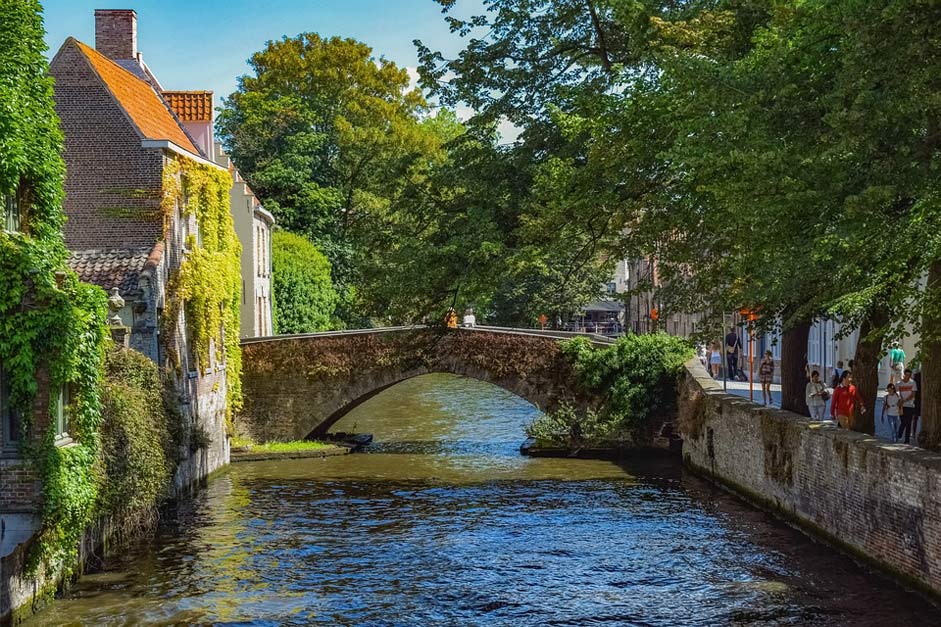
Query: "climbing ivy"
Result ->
[[0, 1, 109, 576], [162, 157, 243, 413]]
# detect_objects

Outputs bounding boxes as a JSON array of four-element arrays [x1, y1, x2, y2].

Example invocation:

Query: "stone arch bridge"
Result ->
[[237, 326, 613, 442]]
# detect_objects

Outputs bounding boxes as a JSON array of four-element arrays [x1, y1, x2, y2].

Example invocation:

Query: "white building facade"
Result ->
[[214, 143, 275, 338]]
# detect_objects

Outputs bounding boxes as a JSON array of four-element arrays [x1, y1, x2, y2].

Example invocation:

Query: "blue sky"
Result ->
[[40, 0, 477, 103]]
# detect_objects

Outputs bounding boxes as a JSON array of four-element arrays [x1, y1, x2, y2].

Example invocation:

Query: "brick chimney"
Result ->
[[95, 9, 137, 60]]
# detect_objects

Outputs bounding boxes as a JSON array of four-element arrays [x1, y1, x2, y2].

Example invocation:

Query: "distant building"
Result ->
[[584, 257, 701, 337], [214, 143, 275, 337], [50, 9, 230, 487]]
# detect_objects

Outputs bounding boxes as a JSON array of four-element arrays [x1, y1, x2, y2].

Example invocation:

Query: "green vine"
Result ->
[[0, 0, 109, 577], [161, 157, 243, 415]]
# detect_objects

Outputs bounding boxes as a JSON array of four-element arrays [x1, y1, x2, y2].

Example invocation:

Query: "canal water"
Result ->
[[30, 374, 937, 626]]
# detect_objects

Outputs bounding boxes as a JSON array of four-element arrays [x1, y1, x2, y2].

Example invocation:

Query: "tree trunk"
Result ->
[[781, 319, 811, 415], [920, 261, 941, 448], [851, 309, 888, 435]]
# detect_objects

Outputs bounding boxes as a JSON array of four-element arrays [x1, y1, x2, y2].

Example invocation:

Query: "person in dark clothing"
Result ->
[[913, 370, 922, 441], [896, 369, 918, 444], [725, 327, 742, 380]]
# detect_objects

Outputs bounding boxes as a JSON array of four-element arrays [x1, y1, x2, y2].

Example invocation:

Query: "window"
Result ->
[[54, 384, 71, 440], [3, 190, 21, 232], [1, 365, 21, 449]]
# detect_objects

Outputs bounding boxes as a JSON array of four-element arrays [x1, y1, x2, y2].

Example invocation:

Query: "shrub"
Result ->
[[272, 231, 338, 333], [97, 347, 175, 538], [527, 333, 694, 447]]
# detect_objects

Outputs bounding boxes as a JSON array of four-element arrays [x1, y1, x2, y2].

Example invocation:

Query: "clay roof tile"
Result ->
[[72, 40, 199, 154]]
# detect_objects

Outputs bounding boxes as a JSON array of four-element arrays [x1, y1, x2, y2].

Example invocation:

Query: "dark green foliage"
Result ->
[[216, 33, 436, 325], [0, 0, 67, 247], [0, 0, 109, 575], [272, 231, 338, 333], [98, 348, 174, 537], [528, 334, 693, 446]]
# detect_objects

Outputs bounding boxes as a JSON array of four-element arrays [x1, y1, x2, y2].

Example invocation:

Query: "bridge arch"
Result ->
[[237, 327, 604, 442]]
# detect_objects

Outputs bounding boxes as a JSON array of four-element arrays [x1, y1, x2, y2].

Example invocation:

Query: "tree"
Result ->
[[418, 0, 937, 431], [216, 33, 439, 325], [271, 231, 338, 333]]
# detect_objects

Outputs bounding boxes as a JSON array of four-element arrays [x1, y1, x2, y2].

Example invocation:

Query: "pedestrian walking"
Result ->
[[830, 371, 866, 429], [896, 369, 918, 444], [889, 341, 906, 384], [806, 370, 828, 420], [725, 326, 742, 380], [913, 369, 922, 441], [882, 383, 902, 442], [831, 360, 845, 389], [759, 350, 774, 406], [709, 342, 722, 378]]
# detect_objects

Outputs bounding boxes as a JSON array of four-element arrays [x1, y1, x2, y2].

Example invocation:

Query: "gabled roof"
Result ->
[[163, 91, 213, 122], [69, 39, 199, 154]]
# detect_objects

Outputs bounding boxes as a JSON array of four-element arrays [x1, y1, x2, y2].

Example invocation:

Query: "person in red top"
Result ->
[[830, 371, 867, 428]]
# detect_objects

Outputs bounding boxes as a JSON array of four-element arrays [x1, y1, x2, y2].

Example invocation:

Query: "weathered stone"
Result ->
[[678, 357, 941, 598], [238, 328, 592, 442]]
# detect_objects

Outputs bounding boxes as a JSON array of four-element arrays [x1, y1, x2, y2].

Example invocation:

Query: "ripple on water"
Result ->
[[27, 374, 939, 626]]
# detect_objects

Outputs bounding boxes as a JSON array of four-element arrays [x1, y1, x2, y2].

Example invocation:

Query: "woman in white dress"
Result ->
[[806, 370, 828, 420]]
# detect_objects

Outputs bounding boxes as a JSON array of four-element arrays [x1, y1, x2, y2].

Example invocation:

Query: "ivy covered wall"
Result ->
[[162, 156, 243, 414], [0, 0, 108, 575]]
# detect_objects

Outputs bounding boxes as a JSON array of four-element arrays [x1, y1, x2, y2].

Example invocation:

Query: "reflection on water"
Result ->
[[29, 374, 938, 626]]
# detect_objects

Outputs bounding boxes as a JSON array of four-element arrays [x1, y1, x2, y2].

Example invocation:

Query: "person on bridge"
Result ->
[[462, 308, 476, 328], [830, 371, 866, 429], [445, 308, 458, 328], [709, 342, 722, 379]]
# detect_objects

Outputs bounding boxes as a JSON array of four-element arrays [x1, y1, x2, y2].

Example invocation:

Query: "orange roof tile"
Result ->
[[72, 40, 199, 154], [163, 91, 213, 122]]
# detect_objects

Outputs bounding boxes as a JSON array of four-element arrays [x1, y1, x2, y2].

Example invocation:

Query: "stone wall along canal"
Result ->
[[28, 373, 938, 626]]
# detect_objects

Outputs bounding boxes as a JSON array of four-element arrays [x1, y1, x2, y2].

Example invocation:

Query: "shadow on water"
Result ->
[[27, 373, 939, 626]]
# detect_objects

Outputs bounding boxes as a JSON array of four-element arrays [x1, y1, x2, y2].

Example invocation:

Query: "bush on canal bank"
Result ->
[[97, 347, 178, 540], [526, 333, 693, 448]]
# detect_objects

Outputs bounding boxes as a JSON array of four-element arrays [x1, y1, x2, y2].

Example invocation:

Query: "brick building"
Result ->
[[156, 92, 275, 339], [49, 9, 230, 487]]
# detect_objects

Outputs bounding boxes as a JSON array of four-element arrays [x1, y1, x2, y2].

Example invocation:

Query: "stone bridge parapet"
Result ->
[[237, 326, 610, 442]]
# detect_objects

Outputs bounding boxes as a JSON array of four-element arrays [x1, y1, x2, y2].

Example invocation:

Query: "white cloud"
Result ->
[[405, 66, 421, 90]]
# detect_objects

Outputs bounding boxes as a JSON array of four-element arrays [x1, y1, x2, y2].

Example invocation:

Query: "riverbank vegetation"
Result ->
[[231, 437, 329, 453], [527, 334, 693, 448], [98, 347, 179, 539]]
